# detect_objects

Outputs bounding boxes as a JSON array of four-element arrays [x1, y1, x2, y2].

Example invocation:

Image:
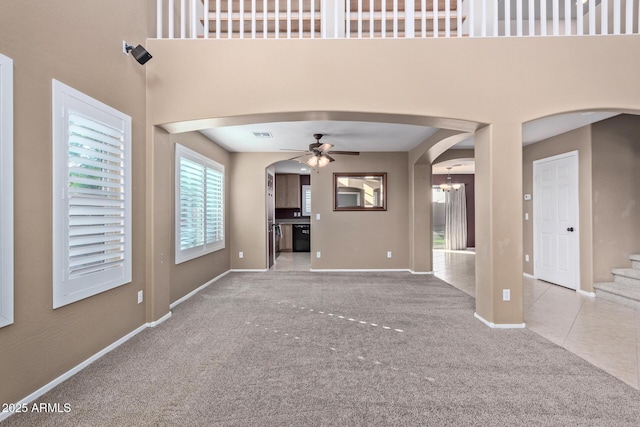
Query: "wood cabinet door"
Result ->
[[275, 174, 301, 208]]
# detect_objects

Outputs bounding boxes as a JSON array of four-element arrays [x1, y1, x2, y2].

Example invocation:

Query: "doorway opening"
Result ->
[[267, 160, 312, 271]]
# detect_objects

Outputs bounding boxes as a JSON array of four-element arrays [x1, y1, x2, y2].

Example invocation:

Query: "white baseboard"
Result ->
[[474, 312, 526, 329], [309, 268, 411, 273], [0, 317, 167, 423], [170, 270, 231, 309], [523, 272, 536, 279], [147, 311, 172, 327], [229, 268, 268, 273], [409, 270, 434, 275], [577, 289, 596, 298]]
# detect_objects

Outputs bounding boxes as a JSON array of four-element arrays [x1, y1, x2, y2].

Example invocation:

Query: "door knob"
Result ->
[[567, 227, 574, 232]]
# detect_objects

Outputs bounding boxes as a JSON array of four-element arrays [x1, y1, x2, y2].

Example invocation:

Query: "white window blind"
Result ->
[[302, 184, 311, 216], [0, 53, 14, 327], [175, 144, 225, 264], [52, 80, 132, 308]]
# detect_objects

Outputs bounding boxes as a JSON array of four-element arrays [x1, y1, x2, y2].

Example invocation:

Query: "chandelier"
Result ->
[[439, 167, 461, 191]]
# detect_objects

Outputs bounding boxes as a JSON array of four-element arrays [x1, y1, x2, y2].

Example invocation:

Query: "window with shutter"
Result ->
[[52, 80, 132, 308], [302, 184, 311, 217], [175, 144, 225, 264], [0, 53, 14, 327]]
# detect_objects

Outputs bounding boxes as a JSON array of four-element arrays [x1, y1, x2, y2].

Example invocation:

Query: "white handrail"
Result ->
[[155, 0, 640, 40]]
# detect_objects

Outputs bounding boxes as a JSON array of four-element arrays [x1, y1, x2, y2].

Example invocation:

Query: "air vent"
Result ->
[[252, 131, 273, 138]]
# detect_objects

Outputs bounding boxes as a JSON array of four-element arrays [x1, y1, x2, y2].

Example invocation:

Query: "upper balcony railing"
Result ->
[[156, 1, 639, 39]]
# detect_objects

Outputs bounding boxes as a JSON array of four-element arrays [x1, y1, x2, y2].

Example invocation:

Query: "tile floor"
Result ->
[[273, 250, 640, 389]]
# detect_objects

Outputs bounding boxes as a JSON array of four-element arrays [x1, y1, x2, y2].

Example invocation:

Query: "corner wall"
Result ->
[[0, 0, 151, 407]]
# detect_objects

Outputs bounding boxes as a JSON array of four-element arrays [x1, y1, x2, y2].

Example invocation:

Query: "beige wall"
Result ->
[[523, 126, 594, 291], [591, 115, 640, 281], [310, 152, 410, 270], [0, 1, 151, 407]]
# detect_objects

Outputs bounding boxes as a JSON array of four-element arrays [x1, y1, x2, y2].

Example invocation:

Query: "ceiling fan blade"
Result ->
[[324, 154, 335, 162], [327, 150, 360, 155], [318, 143, 334, 152]]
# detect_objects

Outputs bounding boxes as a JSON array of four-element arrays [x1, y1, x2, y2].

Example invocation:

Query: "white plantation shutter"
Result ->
[[175, 144, 225, 264], [53, 80, 132, 308], [0, 53, 14, 327]]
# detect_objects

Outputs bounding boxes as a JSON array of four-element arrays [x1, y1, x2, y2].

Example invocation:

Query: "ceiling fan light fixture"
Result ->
[[317, 155, 331, 168], [306, 156, 319, 167]]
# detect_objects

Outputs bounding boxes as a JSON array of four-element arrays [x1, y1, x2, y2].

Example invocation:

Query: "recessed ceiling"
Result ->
[[200, 120, 439, 153]]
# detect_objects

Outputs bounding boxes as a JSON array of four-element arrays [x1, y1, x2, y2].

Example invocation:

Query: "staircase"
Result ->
[[593, 254, 640, 310]]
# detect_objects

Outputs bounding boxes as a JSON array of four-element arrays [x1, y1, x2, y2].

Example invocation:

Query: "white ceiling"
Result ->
[[198, 111, 619, 174]]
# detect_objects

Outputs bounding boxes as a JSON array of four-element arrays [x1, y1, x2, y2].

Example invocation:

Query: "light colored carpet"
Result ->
[[4, 271, 640, 426]]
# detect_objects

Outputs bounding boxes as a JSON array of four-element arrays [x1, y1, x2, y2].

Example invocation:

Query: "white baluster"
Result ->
[[434, 0, 440, 38], [263, 0, 268, 39], [157, 0, 163, 38], [446, 0, 451, 37], [576, 0, 583, 36], [190, 0, 197, 38], [601, 0, 609, 35], [564, 0, 571, 35], [358, 0, 362, 38], [481, 0, 486, 37], [625, 0, 633, 34], [457, 0, 462, 37], [528, 0, 535, 36], [393, 0, 398, 38], [406, 0, 415, 38], [299, 0, 303, 38], [552, 0, 559, 36], [589, 0, 596, 35], [493, 0, 498, 37], [311, 0, 316, 38], [540, 0, 547, 36], [251, 0, 256, 39], [614, 0, 621, 35], [468, 0, 474, 37], [275, 0, 280, 38], [204, 0, 209, 39], [504, 0, 510, 37], [382, 0, 387, 38], [370, 0, 375, 38], [287, 0, 291, 39], [181, 0, 186, 38], [227, 0, 232, 38], [346, 0, 351, 38], [516, 0, 522, 36]]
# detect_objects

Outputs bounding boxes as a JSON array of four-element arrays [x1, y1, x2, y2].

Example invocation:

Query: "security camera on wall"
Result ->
[[123, 42, 152, 65]]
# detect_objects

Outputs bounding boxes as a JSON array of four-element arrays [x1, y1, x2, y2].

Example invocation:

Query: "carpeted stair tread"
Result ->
[[611, 268, 640, 280], [629, 254, 640, 262], [594, 281, 640, 301]]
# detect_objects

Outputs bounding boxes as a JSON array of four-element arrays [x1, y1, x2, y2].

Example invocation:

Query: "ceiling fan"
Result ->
[[284, 133, 360, 168]]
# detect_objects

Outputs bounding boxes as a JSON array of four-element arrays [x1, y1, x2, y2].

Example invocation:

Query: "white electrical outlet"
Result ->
[[387, 251, 392, 259], [137, 290, 143, 304], [525, 213, 529, 220], [502, 289, 511, 301], [239, 251, 244, 259], [525, 254, 530, 262], [316, 251, 321, 259], [316, 213, 321, 220], [122, 40, 129, 54]]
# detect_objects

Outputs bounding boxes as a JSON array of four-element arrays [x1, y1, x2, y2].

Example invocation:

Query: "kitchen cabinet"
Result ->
[[275, 174, 301, 208], [279, 224, 293, 252]]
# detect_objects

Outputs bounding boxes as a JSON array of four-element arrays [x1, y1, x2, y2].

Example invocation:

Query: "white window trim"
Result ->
[[175, 144, 225, 264], [302, 184, 311, 216], [52, 80, 132, 308], [0, 53, 14, 327]]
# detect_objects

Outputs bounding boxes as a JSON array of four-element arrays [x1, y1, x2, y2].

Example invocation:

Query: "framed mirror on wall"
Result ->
[[333, 173, 387, 211]]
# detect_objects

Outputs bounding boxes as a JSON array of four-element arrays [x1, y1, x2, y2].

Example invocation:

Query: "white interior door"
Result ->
[[533, 151, 579, 290]]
